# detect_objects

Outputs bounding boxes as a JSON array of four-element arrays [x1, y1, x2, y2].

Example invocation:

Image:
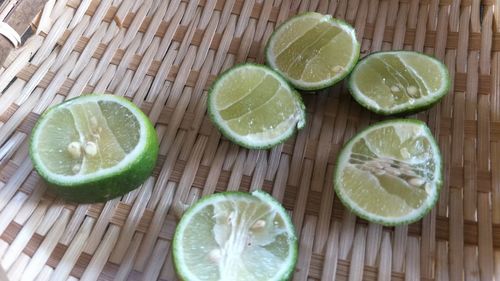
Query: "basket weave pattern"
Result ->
[[0, 0, 498, 280]]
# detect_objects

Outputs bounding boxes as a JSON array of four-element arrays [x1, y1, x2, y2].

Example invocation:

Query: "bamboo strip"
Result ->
[[134, 182, 175, 271], [34, 265, 53, 281], [50, 217, 94, 281], [114, 232, 143, 281], [80, 225, 120, 281], [7, 253, 29, 281], [348, 226, 367, 281], [377, 232, 392, 281], [0, 265, 7, 281], [293, 215, 316, 281], [109, 178, 153, 263], [20, 209, 70, 281], [449, 187, 464, 280], [464, 245, 480, 281], [1, 201, 49, 270], [271, 154, 289, 202], [435, 241, 449, 281], [313, 165, 336, 253]]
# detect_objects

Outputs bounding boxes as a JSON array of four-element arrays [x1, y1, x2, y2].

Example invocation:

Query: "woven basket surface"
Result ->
[[0, 0, 499, 280]]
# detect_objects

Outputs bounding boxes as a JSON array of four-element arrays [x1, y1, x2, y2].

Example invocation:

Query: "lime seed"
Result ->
[[333, 65, 344, 73], [250, 220, 266, 230], [409, 177, 425, 187], [406, 86, 418, 96], [90, 116, 98, 129], [208, 249, 222, 263], [72, 164, 81, 173], [67, 142, 82, 159], [84, 142, 98, 156]]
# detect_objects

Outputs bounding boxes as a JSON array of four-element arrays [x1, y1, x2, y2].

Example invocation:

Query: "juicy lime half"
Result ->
[[29, 94, 159, 203], [173, 190, 298, 281], [334, 119, 442, 226], [265, 12, 360, 90], [348, 51, 450, 115], [208, 63, 306, 149]]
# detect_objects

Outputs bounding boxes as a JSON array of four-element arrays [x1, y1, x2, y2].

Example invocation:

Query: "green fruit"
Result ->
[[208, 63, 306, 150], [348, 51, 451, 115], [173, 190, 298, 281], [334, 119, 442, 226], [266, 12, 360, 91], [29, 94, 159, 203]]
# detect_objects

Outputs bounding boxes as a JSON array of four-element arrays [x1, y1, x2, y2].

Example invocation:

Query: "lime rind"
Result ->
[[333, 119, 442, 226], [347, 51, 451, 115], [207, 63, 306, 150], [173, 190, 298, 281], [265, 12, 361, 91], [29, 94, 159, 202]]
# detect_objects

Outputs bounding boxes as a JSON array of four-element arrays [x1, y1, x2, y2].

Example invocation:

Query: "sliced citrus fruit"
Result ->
[[173, 190, 298, 281], [208, 63, 306, 149], [334, 119, 442, 226], [29, 94, 159, 203], [265, 12, 360, 90], [348, 51, 450, 115]]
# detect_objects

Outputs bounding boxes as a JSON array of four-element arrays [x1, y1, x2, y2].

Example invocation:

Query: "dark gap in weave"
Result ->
[[143, 80, 155, 103], [22, 27, 34, 44], [480, 4, 484, 24], [3, 76, 16, 90]]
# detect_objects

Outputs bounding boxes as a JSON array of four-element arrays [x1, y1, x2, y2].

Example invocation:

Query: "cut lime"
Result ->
[[348, 51, 450, 115], [173, 190, 298, 281], [29, 94, 159, 203], [334, 119, 442, 226], [265, 12, 360, 91], [208, 64, 306, 149]]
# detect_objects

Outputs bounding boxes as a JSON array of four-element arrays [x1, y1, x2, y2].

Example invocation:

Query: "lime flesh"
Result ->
[[348, 51, 450, 115], [173, 191, 298, 281], [334, 119, 442, 226], [30, 94, 159, 202], [208, 64, 305, 149], [266, 12, 360, 90]]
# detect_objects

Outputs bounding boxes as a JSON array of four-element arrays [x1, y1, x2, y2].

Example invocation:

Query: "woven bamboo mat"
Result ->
[[0, 0, 498, 280]]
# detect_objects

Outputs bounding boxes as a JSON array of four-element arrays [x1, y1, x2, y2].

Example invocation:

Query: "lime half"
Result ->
[[265, 12, 360, 90], [29, 94, 159, 203], [348, 51, 450, 115], [173, 190, 298, 281], [334, 119, 442, 226], [208, 64, 306, 149]]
